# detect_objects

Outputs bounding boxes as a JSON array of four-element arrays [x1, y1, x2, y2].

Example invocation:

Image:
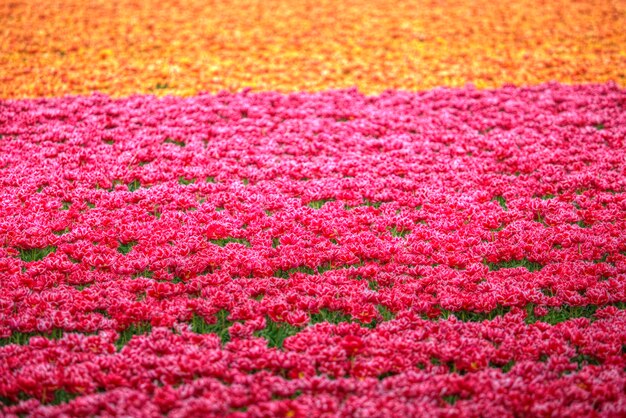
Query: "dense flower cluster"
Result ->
[[2, 311, 626, 417], [1, 0, 625, 98], [1, 83, 625, 415]]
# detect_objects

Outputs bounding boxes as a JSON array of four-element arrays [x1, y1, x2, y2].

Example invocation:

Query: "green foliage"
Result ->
[[362, 199, 382, 208], [191, 310, 232, 344], [316, 263, 333, 274], [570, 353, 600, 370], [117, 240, 138, 255], [49, 389, 79, 405], [127, 179, 141, 192], [308, 306, 395, 329], [164, 137, 185, 147], [576, 219, 591, 228], [178, 176, 195, 185], [439, 306, 511, 322], [18, 246, 57, 262], [275, 266, 315, 279], [73, 282, 93, 291], [492, 195, 507, 210], [376, 305, 395, 321], [389, 225, 411, 238], [254, 317, 302, 349], [594, 253, 609, 264], [210, 237, 251, 247], [275, 262, 363, 279], [367, 279, 379, 291], [525, 304, 601, 325], [490, 360, 515, 373], [0, 329, 64, 346], [310, 309, 352, 324], [149, 206, 162, 218], [115, 322, 152, 350], [377, 371, 398, 380], [442, 394, 460, 405], [0, 387, 80, 406], [534, 211, 548, 226], [485, 258, 543, 272], [308, 199, 334, 209], [92, 309, 110, 318], [344, 198, 385, 211]]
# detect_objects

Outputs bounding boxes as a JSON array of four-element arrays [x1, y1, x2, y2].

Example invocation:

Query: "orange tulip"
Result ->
[[0, 0, 624, 98]]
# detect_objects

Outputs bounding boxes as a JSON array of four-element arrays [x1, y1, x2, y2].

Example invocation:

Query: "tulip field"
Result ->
[[1, 0, 625, 417]]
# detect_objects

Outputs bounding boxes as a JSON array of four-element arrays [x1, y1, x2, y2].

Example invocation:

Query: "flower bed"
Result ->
[[1, 83, 625, 416], [1, 0, 625, 98]]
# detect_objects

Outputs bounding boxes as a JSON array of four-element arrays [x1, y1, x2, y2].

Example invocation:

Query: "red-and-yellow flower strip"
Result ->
[[1, 1, 625, 416]]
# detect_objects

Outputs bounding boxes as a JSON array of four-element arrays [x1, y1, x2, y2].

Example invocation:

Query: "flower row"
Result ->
[[2, 309, 626, 417], [1, 0, 625, 97], [1, 84, 625, 415]]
